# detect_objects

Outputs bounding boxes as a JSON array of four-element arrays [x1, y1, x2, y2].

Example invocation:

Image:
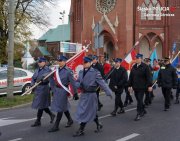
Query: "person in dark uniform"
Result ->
[[157, 57, 177, 111], [73, 56, 112, 137], [31, 57, 55, 127], [48, 55, 79, 132], [107, 58, 128, 116], [124, 71, 133, 107], [92, 55, 105, 111], [128, 53, 152, 121], [175, 64, 180, 104], [144, 58, 153, 106]]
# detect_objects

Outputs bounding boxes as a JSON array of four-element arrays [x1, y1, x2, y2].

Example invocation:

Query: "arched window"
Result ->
[[140, 0, 161, 21]]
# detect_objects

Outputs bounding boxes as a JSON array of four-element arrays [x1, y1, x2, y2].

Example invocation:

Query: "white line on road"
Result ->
[[0, 118, 36, 127], [9, 138, 22, 141], [116, 133, 140, 141], [99, 107, 136, 119]]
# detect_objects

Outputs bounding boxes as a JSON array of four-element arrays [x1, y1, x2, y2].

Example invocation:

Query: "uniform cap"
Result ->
[[37, 57, 46, 63], [92, 55, 98, 60], [57, 55, 68, 61], [83, 56, 92, 63], [136, 53, 143, 58], [114, 58, 122, 63]]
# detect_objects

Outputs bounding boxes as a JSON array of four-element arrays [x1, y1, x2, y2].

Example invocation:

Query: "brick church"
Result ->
[[70, 0, 180, 60]]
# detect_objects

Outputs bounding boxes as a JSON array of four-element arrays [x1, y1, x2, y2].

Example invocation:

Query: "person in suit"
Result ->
[[107, 58, 128, 116], [73, 56, 112, 137], [128, 54, 152, 121], [157, 57, 177, 111]]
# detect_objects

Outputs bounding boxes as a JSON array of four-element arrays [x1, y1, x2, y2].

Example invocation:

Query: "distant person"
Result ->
[[157, 57, 177, 111], [175, 64, 180, 104], [92, 55, 104, 111]]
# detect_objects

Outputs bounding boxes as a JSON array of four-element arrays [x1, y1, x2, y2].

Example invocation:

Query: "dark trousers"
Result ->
[[79, 115, 100, 131], [134, 90, 145, 115], [96, 88, 102, 106], [124, 87, 133, 103], [37, 108, 52, 122], [144, 91, 152, 105], [114, 91, 124, 111], [176, 88, 180, 99], [162, 88, 171, 108]]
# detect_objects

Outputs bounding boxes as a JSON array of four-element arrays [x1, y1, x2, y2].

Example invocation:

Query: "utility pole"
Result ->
[[7, 0, 15, 98]]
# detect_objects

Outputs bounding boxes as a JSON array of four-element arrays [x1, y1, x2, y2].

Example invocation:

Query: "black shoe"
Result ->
[[50, 114, 55, 123], [164, 108, 169, 111], [31, 121, 41, 127], [140, 110, 147, 117], [110, 111, 116, 116], [124, 102, 128, 107], [117, 109, 125, 114], [94, 123, 103, 133], [65, 120, 73, 128], [98, 104, 103, 111], [48, 126, 59, 132], [175, 99, 179, 104], [134, 115, 141, 121], [129, 101, 133, 105], [73, 129, 84, 137]]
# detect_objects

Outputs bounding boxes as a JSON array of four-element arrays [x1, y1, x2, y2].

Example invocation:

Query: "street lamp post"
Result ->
[[60, 10, 65, 56], [7, 0, 15, 98]]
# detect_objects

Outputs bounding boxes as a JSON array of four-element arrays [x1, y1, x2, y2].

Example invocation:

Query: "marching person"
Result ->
[[128, 53, 152, 121], [157, 57, 177, 111], [73, 56, 112, 137], [48, 55, 79, 132], [175, 64, 180, 104], [144, 58, 153, 106], [31, 57, 55, 127], [107, 58, 128, 116], [92, 55, 105, 111], [123, 84, 133, 107]]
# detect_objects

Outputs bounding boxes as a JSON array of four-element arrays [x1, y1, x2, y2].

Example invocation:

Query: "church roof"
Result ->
[[38, 23, 70, 42]]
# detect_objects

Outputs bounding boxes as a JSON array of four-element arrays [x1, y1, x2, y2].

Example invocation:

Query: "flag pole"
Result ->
[[103, 41, 140, 81], [21, 43, 91, 96], [170, 50, 180, 63]]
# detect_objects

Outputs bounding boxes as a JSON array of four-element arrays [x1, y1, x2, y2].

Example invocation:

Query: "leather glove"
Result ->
[[73, 93, 79, 100]]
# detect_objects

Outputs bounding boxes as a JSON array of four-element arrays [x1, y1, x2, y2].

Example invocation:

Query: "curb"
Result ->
[[0, 102, 31, 111]]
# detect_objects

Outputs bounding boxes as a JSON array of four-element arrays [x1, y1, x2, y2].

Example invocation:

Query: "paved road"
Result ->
[[0, 88, 180, 141]]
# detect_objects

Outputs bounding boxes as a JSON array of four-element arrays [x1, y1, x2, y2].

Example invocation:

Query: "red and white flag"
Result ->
[[121, 49, 137, 71], [67, 51, 85, 79]]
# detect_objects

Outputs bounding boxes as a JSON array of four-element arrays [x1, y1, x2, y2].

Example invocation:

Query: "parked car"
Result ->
[[0, 67, 33, 95]]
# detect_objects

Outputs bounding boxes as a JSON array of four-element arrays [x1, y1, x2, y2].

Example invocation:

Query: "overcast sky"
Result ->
[[30, 0, 71, 39]]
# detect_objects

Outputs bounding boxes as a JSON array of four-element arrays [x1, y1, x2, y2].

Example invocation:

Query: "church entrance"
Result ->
[[95, 30, 115, 62]]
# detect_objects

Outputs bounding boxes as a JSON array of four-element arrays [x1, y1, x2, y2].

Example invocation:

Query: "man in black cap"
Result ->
[[108, 58, 128, 116], [128, 53, 152, 121], [157, 57, 177, 111], [92, 55, 105, 111], [31, 57, 55, 127], [144, 58, 153, 106], [48, 55, 79, 132]]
